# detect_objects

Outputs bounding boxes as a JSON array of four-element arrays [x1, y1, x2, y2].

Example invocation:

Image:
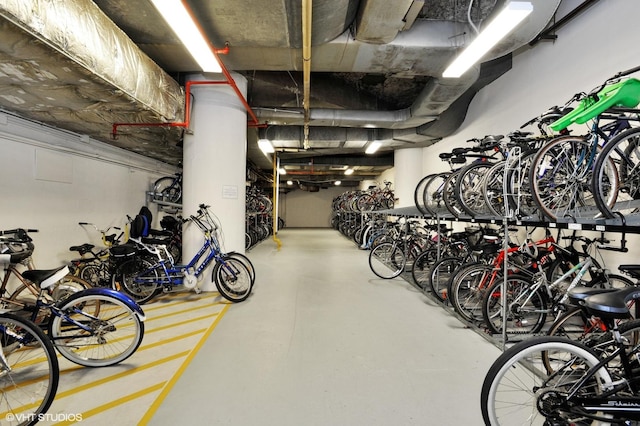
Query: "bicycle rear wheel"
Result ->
[[49, 292, 144, 367], [368, 242, 406, 279], [112, 258, 160, 305], [0, 313, 59, 425]]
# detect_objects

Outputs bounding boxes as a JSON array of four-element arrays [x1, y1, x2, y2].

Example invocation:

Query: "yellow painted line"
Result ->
[[145, 311, 220, 334], [138, 328, 205, 352], [142, 292, 222, 313], [55, 350, 189, 399], [144, 302, 223, 324], [139, 303, 230, 424], [53, 382, 166, 426]]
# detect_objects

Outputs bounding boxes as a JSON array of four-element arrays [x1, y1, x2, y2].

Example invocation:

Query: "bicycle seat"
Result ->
[[439, 152, 453, 159], [619, 264, 640, 280], [22, 265, 69, 289], [583, 286, 640, 319], [0, 250, 32, 264], [566, 286, 617, 307], [69, 243, 95, 255]]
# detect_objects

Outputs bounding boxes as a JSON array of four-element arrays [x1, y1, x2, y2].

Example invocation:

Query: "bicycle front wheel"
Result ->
[[592, 127, 640, 218], [49, 292, 144, 367], [368, 242, 406, 279], [153, 176, 182, 203], [0, 313, 59, 425], [481, 336, 612, 426], [213, 257, 253, 302]]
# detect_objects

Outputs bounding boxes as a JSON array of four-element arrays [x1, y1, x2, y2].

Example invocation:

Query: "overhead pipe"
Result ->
[[112, 4, 261, 139], [301, 0, 312, 150]]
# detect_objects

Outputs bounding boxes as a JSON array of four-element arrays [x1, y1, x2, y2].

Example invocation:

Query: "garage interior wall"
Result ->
[[420, 0, 640, 268], [282, 186, 346, 228], [0, 111, 177, 267]]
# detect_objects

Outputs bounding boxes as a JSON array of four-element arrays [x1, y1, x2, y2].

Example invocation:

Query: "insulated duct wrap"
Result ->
[[0, 0, 183, 119]]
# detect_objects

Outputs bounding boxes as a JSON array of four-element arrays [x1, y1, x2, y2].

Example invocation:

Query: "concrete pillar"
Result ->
[[393, 148, 423, 208], [182, 73, 247, 291]]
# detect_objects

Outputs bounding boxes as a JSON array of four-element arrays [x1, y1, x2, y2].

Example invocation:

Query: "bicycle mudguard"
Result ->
[[550, 78, 640, 131], [57, 287, 146, 321]]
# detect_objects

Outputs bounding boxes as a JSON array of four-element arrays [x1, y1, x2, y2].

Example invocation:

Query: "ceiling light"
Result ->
[[365, 141, 381, 154], [344, 168, 354, 175], [442, 2, 533, 78], [334, 181, 342, 186], [278, 168, 287, 175], [258, 139, 274, 155], [150, 0, 222, 73], [287, 180, 293, 185]]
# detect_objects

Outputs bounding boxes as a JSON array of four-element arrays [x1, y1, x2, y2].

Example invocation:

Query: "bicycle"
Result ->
[[0, 312, 59, 425], [68, 221, 124, 287], [528, 67, 640, 221], [481, 285, 640, 425], [113, 204, 254, 304], [152, 171, 182, 204], [1, 229, 146, 368]]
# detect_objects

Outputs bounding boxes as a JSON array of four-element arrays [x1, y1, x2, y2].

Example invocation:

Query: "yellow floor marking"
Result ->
[[55, 351, 189, 399], [144, 302, 222, 323], [142, 292, 222, 313], [139, 303, 230, 424], [53, 382, 166, 426], [145, 311, 220, 334]]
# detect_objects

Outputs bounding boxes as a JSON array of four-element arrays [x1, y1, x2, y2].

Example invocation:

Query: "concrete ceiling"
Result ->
[[0, 0, 562, 187]]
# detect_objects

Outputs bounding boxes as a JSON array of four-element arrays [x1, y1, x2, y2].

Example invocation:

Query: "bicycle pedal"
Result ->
[[193, 287, 202, 295]]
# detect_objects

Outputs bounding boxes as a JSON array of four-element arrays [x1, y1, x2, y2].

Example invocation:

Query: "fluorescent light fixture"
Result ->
[[150, 0, 222, 73], [344, 168, 354, 175], [258, 139, 274, 155], [365, 141, 381, 154], [334, 181, 342, 186], [278, 167, 287, 175], [287, 180, 294, 185], [442, 2, 533, 78]]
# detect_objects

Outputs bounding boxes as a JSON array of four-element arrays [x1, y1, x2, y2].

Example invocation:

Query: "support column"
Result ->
[[182, 73, 247, 291], [393, 148, 423, 208]]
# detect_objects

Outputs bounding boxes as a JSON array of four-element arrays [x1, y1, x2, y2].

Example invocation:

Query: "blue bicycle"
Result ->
[[113, 204, 254, 304]]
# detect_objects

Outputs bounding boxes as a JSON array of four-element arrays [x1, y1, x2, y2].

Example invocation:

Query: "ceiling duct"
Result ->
[[0, 0, 185, 164]]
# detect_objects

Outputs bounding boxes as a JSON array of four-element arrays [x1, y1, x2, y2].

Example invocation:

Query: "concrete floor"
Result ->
[[145, 228, 502, 426]]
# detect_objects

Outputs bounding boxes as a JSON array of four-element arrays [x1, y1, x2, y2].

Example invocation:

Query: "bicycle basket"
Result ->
[[550, 78, 640, 131], [109, 243, 138, 259]]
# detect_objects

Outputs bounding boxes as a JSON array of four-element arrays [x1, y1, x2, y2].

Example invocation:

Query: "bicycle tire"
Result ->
[[455, 162, 495, 217], [481, 273, 547, 335], [226, 251, 256, 285], [481, 336, 612, 425], [442, 171, 464, 218], [427, 256, 465, 303], [414, 174, 434, 215], [0, 313, 59, 425], [79, 262, 110, 287], [505, 149, 540, 218], [592, 126, 640, 218], [49, 292, 144, 367], [368, 242, 406, 279], [112, 258, 159, 305], [448, 263, 493, 322], [153, 176, 182, 203], [482, 161, 507, 217], [213, 257, 253, 302], [529, 135, 600, 221], [410, 248, 438, 291], [422, 172, 451, 217]]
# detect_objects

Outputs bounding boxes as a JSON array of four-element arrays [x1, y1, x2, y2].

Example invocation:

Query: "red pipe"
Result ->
[[112, 4, 262, 139]]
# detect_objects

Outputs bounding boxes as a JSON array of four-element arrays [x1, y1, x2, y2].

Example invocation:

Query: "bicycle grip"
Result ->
[[78, 222, 90, 225]]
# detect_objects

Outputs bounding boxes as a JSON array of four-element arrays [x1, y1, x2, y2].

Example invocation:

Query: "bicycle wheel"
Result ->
[[481, 273, 547, 335], [410, 248, 438, 291], [455, 162, 495, 217], [0, 313, 59, 425], [414, 174, 434, 215], [153, 176, 182, 203], [49, 292, 144, 367], [481, 336, 612, 426], [449, 263, 494, 322], [506, 149, 540, 218], [529, 136, 600, 221], [112, 258, 160, 305], [226, 251, 256, 285], [592, 127, 640, 218], [483, 161, 507, 217], [442, 171, 465, 218], [80, 263, 110, 287], [422, 172, 451, 216], [368, 242, 406, 279], [213, 257, 253, 302]]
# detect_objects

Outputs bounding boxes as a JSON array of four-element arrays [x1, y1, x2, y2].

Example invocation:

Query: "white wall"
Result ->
[[0, 111, 177, 267], [420, 0, 640, 268], [282, 186, 347, 228]]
